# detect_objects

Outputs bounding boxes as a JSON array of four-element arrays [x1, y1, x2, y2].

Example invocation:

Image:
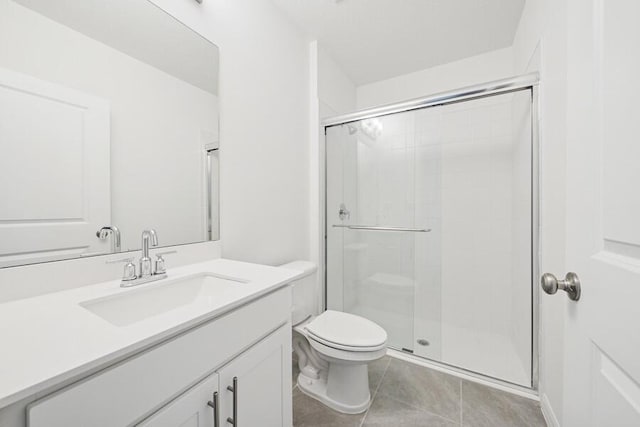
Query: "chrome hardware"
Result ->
[[154, 256, 165, 275], [106, 257, 138, 283], [96, 226, 121, 252], [120, 272, 166, 287], [541, 272, 581, 301], [139, 230, 158, 278], [227, 377, 237, 426], [117, 230, 169, 287], [338, 203, 350, 221], [205, 147, 220, 241], [122, 262, 137, 282], [323, 74, 539, 128], [207, 391, 219, 427], [154, 251, 176, 275], [332, 224, 431, 233]]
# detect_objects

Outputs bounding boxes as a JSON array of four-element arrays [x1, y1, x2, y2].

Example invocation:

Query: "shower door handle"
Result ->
[[541, 272, 581, 301], [332, 224, 431, 233]]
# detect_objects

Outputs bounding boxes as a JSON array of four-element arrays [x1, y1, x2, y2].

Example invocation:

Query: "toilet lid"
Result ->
[[305, 310, 387, 350]]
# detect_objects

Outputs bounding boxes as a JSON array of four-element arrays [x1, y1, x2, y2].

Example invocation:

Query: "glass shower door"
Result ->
[[326, 115, 419, 352], [325, 88, 533, 387], [411, 91, 533, 387]]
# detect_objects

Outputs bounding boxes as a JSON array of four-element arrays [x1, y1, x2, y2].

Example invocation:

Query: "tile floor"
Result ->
[[292, 355, 547, 427]]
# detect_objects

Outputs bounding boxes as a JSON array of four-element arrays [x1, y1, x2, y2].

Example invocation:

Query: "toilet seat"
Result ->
[[304, 310, 387, 352], [307, 336, 387, 363]]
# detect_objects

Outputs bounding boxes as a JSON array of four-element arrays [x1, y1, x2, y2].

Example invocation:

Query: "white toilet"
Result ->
[[281, 261, 388, 414]]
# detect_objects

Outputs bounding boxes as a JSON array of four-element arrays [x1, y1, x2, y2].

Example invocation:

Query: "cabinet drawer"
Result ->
[[28, 287, 291, 427]]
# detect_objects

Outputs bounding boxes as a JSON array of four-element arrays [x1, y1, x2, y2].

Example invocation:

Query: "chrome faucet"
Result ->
[[96, 226, 121, 253], [139, 229, 158, 278], [114, 229, 170, 288]]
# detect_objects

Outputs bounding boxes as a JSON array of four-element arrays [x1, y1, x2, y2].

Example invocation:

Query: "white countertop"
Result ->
[[0, 258, 302, 409]]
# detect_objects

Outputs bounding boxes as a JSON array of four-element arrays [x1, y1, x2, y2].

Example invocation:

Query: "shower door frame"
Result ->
[[322, 73, 540, 392]]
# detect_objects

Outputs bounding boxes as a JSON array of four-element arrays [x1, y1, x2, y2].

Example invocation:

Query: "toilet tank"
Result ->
[[279, 261, 318, 325]]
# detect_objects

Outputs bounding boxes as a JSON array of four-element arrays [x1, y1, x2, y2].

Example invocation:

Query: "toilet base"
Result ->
[[296, 364, 371, 414]]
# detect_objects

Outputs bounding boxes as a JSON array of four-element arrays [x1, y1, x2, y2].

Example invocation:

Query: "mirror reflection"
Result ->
[[0, 0, 220, 268]]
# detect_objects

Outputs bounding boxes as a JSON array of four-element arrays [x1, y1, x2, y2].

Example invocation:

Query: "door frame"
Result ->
[[320, 74, 541, 393]]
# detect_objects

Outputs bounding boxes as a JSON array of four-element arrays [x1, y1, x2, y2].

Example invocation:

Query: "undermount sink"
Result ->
[[80, 273, 248, 327]]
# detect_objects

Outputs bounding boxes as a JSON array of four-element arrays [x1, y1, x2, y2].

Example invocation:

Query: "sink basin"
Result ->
[[80, 273, 248, 327]]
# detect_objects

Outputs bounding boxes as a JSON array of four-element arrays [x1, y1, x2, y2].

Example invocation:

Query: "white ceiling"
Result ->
[[272, 0, 525, 85], [14, 0, 219, 94]]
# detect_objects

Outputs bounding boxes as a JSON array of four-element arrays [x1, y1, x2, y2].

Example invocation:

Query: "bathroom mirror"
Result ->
[[0, 0, 220, 268]]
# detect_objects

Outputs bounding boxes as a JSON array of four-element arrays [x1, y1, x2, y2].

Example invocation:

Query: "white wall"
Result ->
[[0, 0, 218, 252], [149, 0, 311, 266], [511, 0, 568, 425], [356, 47, 514, 110], [317, 46, 357, 117]]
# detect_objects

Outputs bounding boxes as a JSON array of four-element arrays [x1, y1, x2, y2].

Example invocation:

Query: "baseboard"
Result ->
[[540, 393, 560, 427]]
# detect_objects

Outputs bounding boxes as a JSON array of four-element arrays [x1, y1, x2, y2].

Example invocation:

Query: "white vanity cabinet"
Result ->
[[140, 326, 291, 427], [25, 287, 292, 427]]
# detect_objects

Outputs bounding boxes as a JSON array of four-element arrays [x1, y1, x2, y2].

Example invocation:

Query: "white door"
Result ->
[[561, 1, 640, 426], [0, 67, 110, 266], [218, 325, 292, 427], [138, 374, 220, 427]]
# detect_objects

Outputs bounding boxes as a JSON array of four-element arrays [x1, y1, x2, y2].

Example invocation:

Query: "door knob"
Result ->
[[541, 272, 581, 301]]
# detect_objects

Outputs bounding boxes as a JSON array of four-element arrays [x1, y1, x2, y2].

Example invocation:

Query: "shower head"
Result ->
[[361, 118, 383, 140]]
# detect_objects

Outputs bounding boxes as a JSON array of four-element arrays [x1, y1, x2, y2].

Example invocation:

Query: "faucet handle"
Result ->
[[122, 262, 137, 282], [154, 251, 175, 275], [105, 257, 137, 281]]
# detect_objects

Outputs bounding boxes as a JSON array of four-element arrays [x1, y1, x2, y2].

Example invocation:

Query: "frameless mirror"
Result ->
[[0, 0, 220, 268]]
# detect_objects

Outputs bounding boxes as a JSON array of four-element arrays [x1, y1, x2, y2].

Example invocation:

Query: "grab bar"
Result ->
[[332, 224, 431, 233]]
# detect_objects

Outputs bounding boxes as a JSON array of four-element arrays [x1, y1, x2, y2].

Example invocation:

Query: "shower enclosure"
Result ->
[[324, 76, 538, 388]]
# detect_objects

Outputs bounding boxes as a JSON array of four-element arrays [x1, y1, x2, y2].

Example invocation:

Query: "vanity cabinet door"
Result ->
[[138, 373, 220, 427], [218, 324, 292, 427]]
